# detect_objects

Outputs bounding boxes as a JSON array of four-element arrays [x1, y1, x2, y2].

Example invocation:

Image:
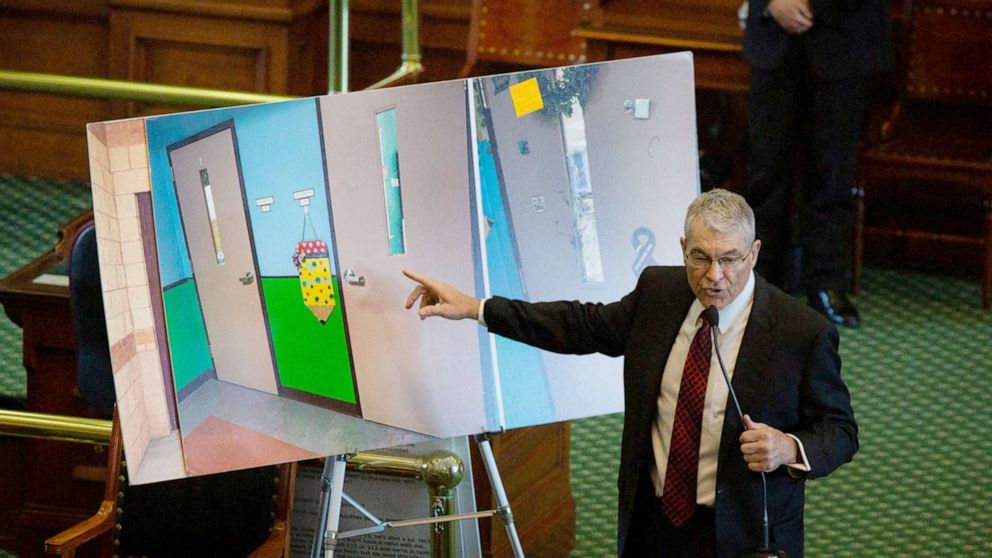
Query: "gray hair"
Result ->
[[684, 188, 755, 244]]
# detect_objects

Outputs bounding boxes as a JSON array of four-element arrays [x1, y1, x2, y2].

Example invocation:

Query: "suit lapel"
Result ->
[[633, 271, 695, 423], [718, 275, 775, 467]]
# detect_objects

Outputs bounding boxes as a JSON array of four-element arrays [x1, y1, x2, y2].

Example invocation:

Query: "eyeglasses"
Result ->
[[684, 243, 755, 272]]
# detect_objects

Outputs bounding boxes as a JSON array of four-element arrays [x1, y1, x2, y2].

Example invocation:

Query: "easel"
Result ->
[[309, 433, 525, 558]]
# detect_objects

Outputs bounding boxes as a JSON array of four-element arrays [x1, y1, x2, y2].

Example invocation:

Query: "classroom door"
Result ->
[[318, 82, 488, 438], [168, 122, 279, 394]]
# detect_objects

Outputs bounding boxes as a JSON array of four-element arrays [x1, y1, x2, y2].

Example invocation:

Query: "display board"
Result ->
[[84, 52, 699, 483]]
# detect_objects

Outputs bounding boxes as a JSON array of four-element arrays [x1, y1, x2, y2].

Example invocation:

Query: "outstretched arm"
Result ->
[[404, 267, 649, 357], [403, 269, 481, 321]]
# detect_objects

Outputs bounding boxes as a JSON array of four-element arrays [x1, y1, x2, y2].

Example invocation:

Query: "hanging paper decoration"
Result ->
[[295, 239, 336, 324]]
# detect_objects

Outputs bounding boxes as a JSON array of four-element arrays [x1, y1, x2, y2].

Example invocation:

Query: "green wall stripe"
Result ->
[[162, 279, 213, 393], [261, 276, 356, 404]]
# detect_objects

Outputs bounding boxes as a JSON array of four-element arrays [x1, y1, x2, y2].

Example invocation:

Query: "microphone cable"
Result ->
[[703, 306, 771, 552]]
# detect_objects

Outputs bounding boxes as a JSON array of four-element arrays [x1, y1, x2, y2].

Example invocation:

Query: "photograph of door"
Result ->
[[145, 105, 422, 481], [167, 121, 279, 395], [318, 82, 489, 439]]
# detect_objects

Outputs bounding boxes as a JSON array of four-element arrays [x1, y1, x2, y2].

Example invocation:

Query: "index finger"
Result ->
[[402, 269, 434, 288]]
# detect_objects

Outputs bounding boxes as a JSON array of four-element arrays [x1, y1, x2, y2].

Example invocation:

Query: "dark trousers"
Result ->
[[743, 48, 873, 293], [624, 487, 716, 558]]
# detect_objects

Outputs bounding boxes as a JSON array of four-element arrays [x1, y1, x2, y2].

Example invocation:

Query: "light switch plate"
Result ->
[[634, 98, 650, 119]]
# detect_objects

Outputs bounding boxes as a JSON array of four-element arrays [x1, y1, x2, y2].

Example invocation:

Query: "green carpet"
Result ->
[[1, 173, 989, 557], [0, 174, 93, 398], [568, 267, 992, 557]]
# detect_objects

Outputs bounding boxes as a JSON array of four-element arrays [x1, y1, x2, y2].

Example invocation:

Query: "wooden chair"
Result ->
[[44, 222, 296, 557], [44, 408, 297, 558], [853, 0, 992, 307]]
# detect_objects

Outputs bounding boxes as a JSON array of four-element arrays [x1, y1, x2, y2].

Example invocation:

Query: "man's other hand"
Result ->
[[768, 0, 813, 34], [403, 270, 481, 321], [739, 414, 799, 472]]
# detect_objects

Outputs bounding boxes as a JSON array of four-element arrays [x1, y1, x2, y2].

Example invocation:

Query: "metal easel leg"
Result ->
[[474, 433, 525, 558], [310, 454, 350, 558]]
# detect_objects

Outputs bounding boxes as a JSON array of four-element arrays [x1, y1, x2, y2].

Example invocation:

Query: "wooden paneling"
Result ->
[[471, 424, 576, 558], [0, 0, 481, 180], [0, 2, 110, 180], [106, 0, 340, 117], [0, 0, 329, 181]]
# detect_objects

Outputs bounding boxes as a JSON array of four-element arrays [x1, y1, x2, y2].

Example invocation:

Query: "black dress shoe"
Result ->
[[808, 289, 860, 328]]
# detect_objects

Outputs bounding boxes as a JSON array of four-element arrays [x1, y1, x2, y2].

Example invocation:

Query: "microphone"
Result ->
[[702, 305, 786, 558]]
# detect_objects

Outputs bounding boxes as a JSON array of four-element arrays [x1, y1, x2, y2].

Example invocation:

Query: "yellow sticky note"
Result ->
[[509, 78, 544, 118]]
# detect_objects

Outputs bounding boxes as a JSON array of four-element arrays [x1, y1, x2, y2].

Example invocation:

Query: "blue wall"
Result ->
[[146, 98, 335, 286]]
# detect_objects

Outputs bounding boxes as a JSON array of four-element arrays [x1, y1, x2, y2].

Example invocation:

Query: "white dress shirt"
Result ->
[[650, 270, 756, 506], [648, 271, 810, 507]]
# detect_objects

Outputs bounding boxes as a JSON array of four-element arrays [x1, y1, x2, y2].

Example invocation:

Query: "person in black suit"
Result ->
[[742, 0, 894, 327], [404, 189, 857, 557]]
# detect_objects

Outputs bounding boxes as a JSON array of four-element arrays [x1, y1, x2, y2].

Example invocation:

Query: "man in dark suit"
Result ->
[[742, 0, 894, 327], [404, 189, 857, 557]]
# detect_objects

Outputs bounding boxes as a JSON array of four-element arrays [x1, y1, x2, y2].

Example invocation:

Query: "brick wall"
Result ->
[[86, 119, 171, 471]]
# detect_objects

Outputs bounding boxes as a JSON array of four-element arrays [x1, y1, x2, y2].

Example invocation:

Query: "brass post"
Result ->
[[365, 0, 424, 90], [328, 0, 350, 93]]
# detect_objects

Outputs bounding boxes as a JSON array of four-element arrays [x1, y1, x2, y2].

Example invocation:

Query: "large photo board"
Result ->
[[84, 52, 699, 483]]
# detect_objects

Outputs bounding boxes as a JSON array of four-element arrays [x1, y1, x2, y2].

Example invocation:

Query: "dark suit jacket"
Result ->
[[485, 267, 858, 558], [743, 0, 894, 79]]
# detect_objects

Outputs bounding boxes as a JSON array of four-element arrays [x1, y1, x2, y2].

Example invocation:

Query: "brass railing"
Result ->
[[0, 0, 422, 104], [0, 70, 294, 108], [0, 408, 112, 445], [0, 409, 462, 557], [347, 451, 464, 557]]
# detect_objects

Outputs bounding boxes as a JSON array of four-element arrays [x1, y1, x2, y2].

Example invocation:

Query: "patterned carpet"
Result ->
[[1, 174, 990, 557], [0, 174, 92, 397]]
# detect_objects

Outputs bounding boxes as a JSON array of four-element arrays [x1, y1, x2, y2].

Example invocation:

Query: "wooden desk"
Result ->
[[576, 0, 750, 92], [0, 210, 109, 558]]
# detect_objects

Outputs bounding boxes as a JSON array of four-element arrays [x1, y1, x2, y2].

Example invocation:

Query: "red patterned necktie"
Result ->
[[662, 319, 712, 527]]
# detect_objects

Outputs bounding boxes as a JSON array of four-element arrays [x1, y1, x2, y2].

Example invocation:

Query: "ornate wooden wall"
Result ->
[[1, 0, 323, 179], [0, 1, 111, 180]]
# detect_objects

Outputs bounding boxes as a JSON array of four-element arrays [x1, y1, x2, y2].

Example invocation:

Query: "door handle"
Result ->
[[343, 269, 365, 286], [239, 271, 254, 286]]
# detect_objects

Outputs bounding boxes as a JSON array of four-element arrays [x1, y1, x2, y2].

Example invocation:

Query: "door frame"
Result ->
[[165, 119, 283, 397]]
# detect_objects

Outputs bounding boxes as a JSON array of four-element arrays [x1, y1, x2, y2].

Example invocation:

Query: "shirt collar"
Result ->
[[689, 270, 756, 334]]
